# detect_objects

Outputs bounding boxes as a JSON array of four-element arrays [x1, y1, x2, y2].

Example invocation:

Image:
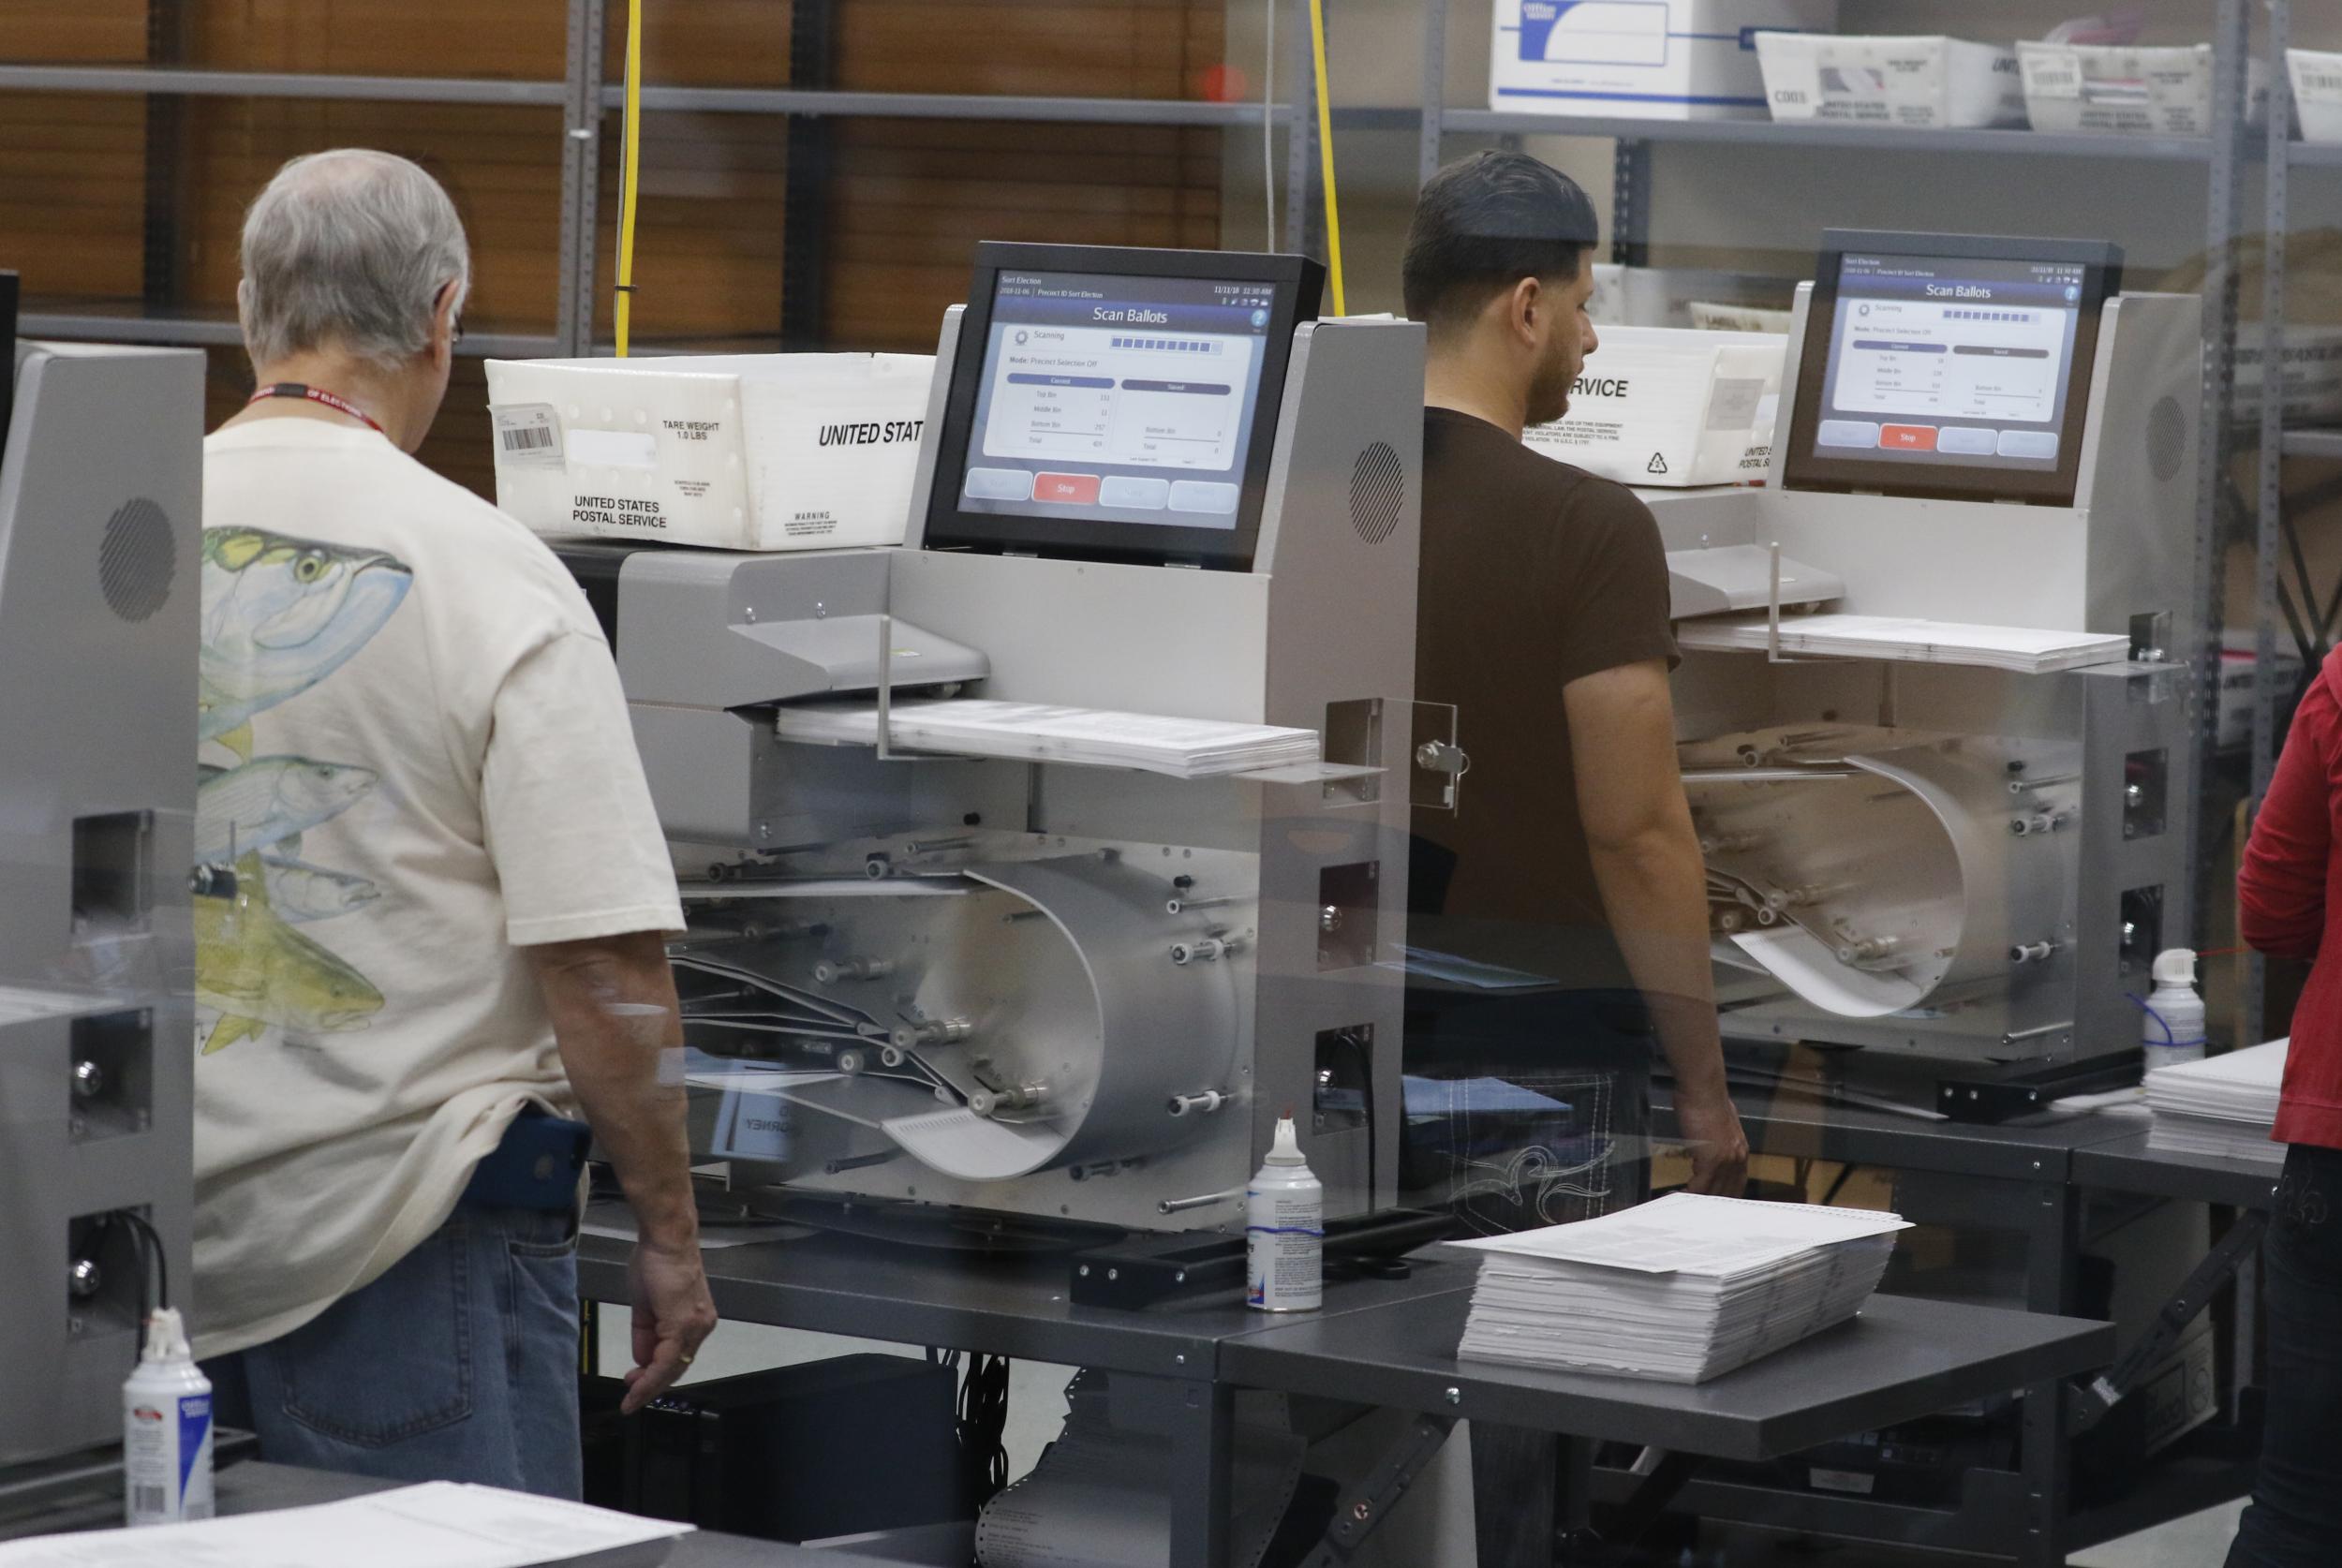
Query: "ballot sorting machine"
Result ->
[[1651, 232, 2202, 1094], [553, 245, 1424, 1234], [0, 331, 202, 1472]]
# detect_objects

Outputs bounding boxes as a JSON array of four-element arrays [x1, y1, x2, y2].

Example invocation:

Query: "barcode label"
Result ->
[[490, 403, 565, 469], [132, 1485, 169, 1516], [2304, 69, 2342, 96]]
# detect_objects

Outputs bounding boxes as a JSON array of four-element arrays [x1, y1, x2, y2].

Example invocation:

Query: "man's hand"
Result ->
[[623, 1238, 719, 1413], [526, 930, 721, 1413], [1673, 1083, 1750, 1197]]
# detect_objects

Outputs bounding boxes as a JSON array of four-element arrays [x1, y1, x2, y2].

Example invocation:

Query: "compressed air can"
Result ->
[[123, 1308, 214, 1527], [2141, 948, 2209, 1072], [1246, 1113, 1324, 1312]]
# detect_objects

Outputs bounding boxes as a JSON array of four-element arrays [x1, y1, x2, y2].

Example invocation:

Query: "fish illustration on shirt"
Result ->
[[260, 855, 382, 924], [200, 528, 413, 744], [195, 756, 378, 864], [196, 854, 385, 1054]]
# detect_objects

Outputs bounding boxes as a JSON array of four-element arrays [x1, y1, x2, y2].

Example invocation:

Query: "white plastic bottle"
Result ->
[[1246, 1113, 1323, 1313], [123, 1308, 214, 1527], [2141, 948, 2209, 1072]]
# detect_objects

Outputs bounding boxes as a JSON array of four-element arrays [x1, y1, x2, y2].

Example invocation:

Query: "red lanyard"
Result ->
[[245, 383, 385, 435]]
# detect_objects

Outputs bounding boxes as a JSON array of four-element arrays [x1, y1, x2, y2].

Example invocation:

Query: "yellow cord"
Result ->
[[1306, 0, 1344, 315], [615, 0, 644, 357]]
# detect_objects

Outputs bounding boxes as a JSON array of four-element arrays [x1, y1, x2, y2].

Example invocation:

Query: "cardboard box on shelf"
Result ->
[[485, 353, 936, 552], [1525, 326, 1784, 487], [2019, 42, 2267, 138], [1756, 33, 2025, 129], [1490, 0, 1836, 122]]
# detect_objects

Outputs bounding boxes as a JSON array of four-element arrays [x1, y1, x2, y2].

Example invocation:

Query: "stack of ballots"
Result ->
[[1455, 1194, 1913, 1383], [775, 698, 1320, 779], [2145, 1039, 2289, 1159]]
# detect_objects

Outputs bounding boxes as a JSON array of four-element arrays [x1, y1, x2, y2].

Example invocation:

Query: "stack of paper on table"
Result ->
[[776, 699, 1320, 778], [0, 1481, 690, 1568], [1675, 614, 2129, 674], [2145, 1039, 2288, 1160], [1454, 1193, 1913, 1383]]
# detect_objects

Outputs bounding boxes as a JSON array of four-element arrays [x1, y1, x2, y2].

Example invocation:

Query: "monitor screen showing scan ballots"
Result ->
[[925, 244, 1321, 569], [1783, 233, 2120, 506]]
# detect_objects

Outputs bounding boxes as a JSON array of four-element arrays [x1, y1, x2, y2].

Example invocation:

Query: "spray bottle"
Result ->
[[1246, 1111, 1323, 1312], [2140, 948, 2209, 1072], [123, 1307, 213, 1527]]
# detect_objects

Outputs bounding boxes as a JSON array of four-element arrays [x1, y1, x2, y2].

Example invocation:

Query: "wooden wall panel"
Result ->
[[0, 94, 147, 299], [0, 2, 146, 62], [834, 0, 1218, 96], [609, 1, 790, 87], [188, 0, 570, 78], [177, 100, 567, 333], [593, 113, 793, 346], [823, 121, 1223, 350], [9, 0, 1230, 493]]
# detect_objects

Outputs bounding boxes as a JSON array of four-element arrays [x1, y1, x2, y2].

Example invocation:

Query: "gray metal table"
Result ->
[[1225, 1284, 2113, 1464], [577, 1220, 1480, 1568], [581, 1218, 2115, 1568], [2073, 1126, 2286, 1212], [0, 1459, 869, 1566], [1652, 1079, 2260, 1564]]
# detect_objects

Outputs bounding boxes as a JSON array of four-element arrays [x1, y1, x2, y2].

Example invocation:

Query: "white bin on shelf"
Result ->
[[1756, 33, 2024, 129], [1524, 327, 1785, 488], [1488, 0, 1836, 122], [2293, 48, 2342, 144], [2018, 42, 2266, 137], [485, 352, 935, 551]]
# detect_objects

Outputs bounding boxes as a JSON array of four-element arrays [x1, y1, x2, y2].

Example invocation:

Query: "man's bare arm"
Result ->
[[526, 930, 717, 1412], [1564, 659, 1749, 1196]]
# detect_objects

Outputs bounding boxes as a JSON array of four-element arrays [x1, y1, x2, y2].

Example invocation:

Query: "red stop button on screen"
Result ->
[[1032, 472, 1103, 505]]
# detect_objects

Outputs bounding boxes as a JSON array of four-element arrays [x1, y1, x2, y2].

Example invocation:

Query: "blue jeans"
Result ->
[[205, 1203, 583, 1500], [2227, 1143, 2342, 1567]]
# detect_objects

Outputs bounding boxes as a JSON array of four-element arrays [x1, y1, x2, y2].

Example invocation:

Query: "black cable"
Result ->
[[955, 1353, 1012, 1504], [101, 1216, 149, 1331], [1818, 1162, 1859, 1208]]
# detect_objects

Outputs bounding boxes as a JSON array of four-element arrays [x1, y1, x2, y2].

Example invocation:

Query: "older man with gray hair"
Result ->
[[194, 148, 715, 1497]]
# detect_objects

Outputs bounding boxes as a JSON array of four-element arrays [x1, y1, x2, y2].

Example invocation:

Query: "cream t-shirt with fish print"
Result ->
[[193, 418, 683, 1360]]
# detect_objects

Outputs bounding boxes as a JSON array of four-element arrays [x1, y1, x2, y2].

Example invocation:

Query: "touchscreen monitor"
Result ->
[[1782, 232, 2121, 506], [923, 244, 1322, 569]]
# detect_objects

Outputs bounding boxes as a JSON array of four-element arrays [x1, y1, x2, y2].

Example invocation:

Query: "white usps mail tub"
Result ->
[[2018, 42, 2267, 137], [486, 352, 936, 551], [1524, 327, 1786, 488], [2293, 49, 2342, 144], [1489, 0, 1835, 122], [1756, 33, 2024, 129]]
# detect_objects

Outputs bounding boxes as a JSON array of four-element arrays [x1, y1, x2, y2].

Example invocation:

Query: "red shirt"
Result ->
[[2239, 647, 2342, 1148]]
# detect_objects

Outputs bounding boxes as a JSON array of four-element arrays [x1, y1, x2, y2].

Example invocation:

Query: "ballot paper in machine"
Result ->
[[1454, 1193, 1912, 1383]]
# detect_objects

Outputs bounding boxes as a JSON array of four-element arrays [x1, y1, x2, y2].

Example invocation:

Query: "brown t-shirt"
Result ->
[[1410, 406, 1679, 994]]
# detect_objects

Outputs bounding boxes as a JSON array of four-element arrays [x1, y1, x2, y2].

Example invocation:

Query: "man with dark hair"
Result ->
[[1400, 142, 1749, 1568], [1401, 148, 1746, 1224]]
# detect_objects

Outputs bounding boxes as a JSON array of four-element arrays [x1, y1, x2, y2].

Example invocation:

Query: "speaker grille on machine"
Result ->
[[98, 498, 176, 623], [1350, 440, 1403, 545], [2147, 395, 2188, 485]]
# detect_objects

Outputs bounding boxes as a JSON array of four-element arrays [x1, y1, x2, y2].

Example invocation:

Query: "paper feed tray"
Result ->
[[1667, 544, 1843, 620]]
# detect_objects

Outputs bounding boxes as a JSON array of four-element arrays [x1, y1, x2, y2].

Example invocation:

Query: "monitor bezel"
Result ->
[[1782, 230, 2124, 507], [920, 242, 1324, 570]]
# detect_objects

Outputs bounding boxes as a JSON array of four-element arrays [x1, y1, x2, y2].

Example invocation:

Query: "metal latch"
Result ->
[[1414, 740, 1469, 776]]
